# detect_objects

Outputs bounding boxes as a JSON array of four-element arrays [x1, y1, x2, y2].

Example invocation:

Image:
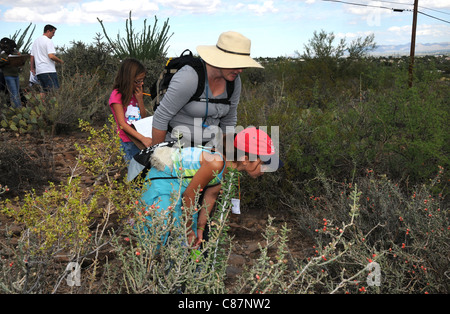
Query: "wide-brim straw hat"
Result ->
[[197, 31, 263, 69]]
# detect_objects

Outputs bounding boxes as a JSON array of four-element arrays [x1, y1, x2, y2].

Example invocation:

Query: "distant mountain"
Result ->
[[372, 42, 450, 56]]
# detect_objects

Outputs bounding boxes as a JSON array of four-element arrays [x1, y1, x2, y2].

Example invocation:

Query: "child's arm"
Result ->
[[195, 184, 221, 246], [111, 103, 152, 148], [182, 152, 224, 247]]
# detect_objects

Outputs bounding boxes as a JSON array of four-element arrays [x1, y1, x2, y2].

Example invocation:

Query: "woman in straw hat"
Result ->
[[151, 31, 263, 148], [139, 127, 278, 248]]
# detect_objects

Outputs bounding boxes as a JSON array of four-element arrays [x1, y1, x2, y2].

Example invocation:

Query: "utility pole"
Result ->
[[408, 0, 419, 87]]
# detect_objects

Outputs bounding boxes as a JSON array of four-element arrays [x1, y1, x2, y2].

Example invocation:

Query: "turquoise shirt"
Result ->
[[139, 147, 225, 244], [172, 146, 226, 187]]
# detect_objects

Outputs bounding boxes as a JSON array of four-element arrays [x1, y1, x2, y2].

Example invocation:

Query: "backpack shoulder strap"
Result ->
[[151, 50, 206, 111], [188, 57, 205, 102], [226, 79, 235, 102], [190, 64, 236, 105]]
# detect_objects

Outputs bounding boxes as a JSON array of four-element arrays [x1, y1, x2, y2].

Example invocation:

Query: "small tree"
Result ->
[[299, 29, 346, 60], [347, 34, 377, 59], [298, 29, 376, 60]]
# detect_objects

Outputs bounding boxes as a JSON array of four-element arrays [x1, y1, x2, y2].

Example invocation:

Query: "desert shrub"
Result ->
[[57, 36, 119, 86], [9, 22, 36, 54], [0, 117, 132, 293], [0, 117, 239, 293], [0, 138, 54, 194], [233, 167, 448, 294], [238, 56, 449, 205], [48, 67, 113, 130], [362, 76, 449, 184], [1, 68, 112, 135]]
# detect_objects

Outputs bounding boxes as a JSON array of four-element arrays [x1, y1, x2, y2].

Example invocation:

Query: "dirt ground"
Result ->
[[0, 130, 310, 291]]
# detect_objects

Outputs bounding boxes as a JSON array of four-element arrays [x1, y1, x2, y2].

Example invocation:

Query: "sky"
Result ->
[[0, 0, 449, 57]]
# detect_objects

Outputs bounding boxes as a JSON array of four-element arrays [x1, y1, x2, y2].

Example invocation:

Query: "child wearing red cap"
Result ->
[[140, 127, 280, 247]]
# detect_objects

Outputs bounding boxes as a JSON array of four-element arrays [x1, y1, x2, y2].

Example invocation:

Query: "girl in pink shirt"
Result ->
[[109, 58, 152, 162]]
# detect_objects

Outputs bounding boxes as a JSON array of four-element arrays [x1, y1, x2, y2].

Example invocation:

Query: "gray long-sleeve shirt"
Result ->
[[152, 65, 241, 145]]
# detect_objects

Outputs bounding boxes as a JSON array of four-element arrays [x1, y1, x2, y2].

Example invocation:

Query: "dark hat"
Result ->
[[0, 38, 16, 52], [0, 37, 10, 48]]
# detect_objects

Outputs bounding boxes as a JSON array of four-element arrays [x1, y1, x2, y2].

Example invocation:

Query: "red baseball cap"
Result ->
[[234, 127, 275, 156]]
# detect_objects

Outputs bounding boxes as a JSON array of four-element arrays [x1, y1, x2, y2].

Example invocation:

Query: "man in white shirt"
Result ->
[[30, 25, 64, 95]]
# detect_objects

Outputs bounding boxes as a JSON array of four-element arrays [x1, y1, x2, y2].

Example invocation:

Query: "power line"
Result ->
[[372, 1, 450, 15], [420, 6, 450, 16], [378, 1, 450, 16], [321, 0, 449, 88], [322, 0, 410, 12], [333, 0, 450, 15], [322, 0, 450, 23], [418, 10, 450, 24], [374, 0, 413, 7]]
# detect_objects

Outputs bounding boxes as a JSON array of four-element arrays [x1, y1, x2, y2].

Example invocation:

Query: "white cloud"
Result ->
[[1, 0, 160, 24], [235, 3, 245, 10], [248, 1, 279, 15], [420, 0, 450, 9], [387, 25, 410, 33], [0, 0, 285, 24], [387, 23, 450, 42], [336, 31, 374, 39], [155, 0, 221, 14]]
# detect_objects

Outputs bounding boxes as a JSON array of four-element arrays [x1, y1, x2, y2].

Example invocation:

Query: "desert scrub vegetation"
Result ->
[[0, 24, 448, 293], [0, 119, 238, 293], [2, 117, 446, 293], [274, 167, 448, 294]]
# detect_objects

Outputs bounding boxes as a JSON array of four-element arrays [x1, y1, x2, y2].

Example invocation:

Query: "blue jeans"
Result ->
[[4, 76, 21, 108], [120, 140, 141, 163], [37, 72, 60, 92]]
